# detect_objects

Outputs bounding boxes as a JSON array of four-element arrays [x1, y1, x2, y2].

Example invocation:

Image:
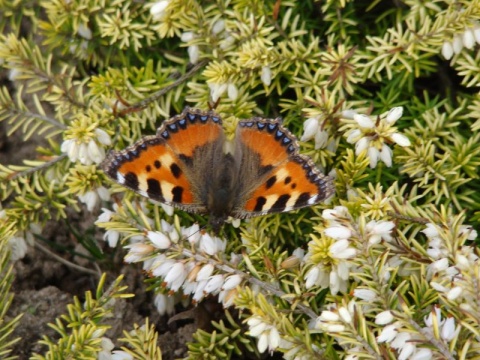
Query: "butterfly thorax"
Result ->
[[205, 155, 237, 232]]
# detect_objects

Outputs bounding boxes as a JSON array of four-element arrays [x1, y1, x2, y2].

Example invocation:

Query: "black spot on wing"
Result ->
[[284, 176, 292, 185], [170, 163, 182, 178], [147, 178, 162, 198], [172, 186, 183, 202], [272, 194, 290, 211], [146, 165, 152, 172], [124, 172, 139, 190], [154, 160, 161, 169], [266, 176, 276, 189], [295, 192, 311, 207], [254, 197, 267, 212]]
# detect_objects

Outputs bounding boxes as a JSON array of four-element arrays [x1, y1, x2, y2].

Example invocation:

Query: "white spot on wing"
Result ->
[[117, 172, 125, 184], [307, 195, 318, 205]]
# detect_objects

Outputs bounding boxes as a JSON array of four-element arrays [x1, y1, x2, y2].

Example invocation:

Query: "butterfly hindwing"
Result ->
[[231, 117, 334, 218], [102, 108, 224, 214]]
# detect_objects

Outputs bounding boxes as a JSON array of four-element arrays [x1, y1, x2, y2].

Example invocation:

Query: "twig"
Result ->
[[7, 154, 68, 181], [35, 240, 101, 278], [118, 59, 210, 116]]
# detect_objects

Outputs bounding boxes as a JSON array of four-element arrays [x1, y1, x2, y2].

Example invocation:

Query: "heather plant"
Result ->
[[1, 0, 480, 359]]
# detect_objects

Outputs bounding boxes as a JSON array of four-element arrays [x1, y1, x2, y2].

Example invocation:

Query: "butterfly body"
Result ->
[[102, 108, 334, 232]]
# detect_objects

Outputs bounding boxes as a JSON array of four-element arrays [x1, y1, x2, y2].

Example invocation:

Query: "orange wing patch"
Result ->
[[104, 139, 195, 205], [239, 126, 289, 167], [165, 122, 222, 157], [244, 158, 320, 212]]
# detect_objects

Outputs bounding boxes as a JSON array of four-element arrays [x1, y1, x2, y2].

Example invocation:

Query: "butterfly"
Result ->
[[102, 107, 334, 233]]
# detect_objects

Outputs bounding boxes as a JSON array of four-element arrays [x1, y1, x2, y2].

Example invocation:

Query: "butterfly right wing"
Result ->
[[231, 117, 334, 219], [101, 108, 225, 214]]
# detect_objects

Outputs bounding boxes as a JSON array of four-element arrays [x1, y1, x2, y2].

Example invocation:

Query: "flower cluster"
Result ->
[[78, 186, 110, 212], [301, 116, 336, 151], [314, 300, 355, 333], [61, 127, 111, 165], [343, 107, 411, 168], [377, 306, 457, 360], [303, 206, 357, 295], [423, 222, 479, 306], [303, 206, 396, 294], [247, 316, 281, 354], [442, 23, 480, 60], [98, 210, 244, 308]]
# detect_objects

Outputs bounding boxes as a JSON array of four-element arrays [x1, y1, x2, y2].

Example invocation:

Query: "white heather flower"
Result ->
[[390, 132, 410, 146], [463, 28, 475, 49], [441, 317, 456, 341], [196, 264, 214, 281], [187, 44, 199, 64], [447, 286, 462, 301], [353, 288, 377, 301], [377, 323, 398, 343], [192, 279, 207, 303], [154, 293, 175, 316], [366, 220, 394, 245], [338, 306, 353, 324], [95, 128, 111, 145], [96, 208, 114, 223], [304, 266, 321, 288], [212, 19, 225, 34], [9, 236, 28, 261], [183, 223, 201, 245], [87, 140, 105, 164], [322, 206, 350, 221], [124, 243, 154, 263], [301, 117, 320, 141], [367, 146, 380, 168], [474, 25, 480, 43], [261, 65, 272, 86], [147, 231, 171, 249], [78, 186, 110, 212], [222, 274, 242, 290], [422, 223, 439, 239], [459, 225, 477, 240], [375, 311, 394, 325], [181, 31, 194, 42], [315, 130, 329, 149], [77, 24, 92, 40], [247, 317, 280, 354], [111, 351, 134, 360], [452, 34, 463, 54], [411, 349, 433, 360], [199, 233, 226, 255], [150, 0, 169, 20], [98, 337, 114, 360], [324, 226, 352, 240], [329, 239, 356, 259], [103, 230, 120, 247], [227, 82, 238, 100], [158, 202, 174, 216], [204, 274, 224, 294], [354, 114, 375, 128], [8, 68, 21, 81], [209, 83, 227, 102], [218, 288, 237, 307], [386, 107, 403, 123], [379, 143, 392, 167], [164, 262, 187, 292]]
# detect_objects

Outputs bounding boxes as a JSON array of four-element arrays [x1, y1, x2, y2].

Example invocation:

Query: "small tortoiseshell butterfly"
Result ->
[[102, 107, 334, 232]]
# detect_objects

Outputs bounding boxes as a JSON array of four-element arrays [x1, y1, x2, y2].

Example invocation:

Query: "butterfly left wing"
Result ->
[[101, 108, 225, 215], [231, 117, 334, 219]]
